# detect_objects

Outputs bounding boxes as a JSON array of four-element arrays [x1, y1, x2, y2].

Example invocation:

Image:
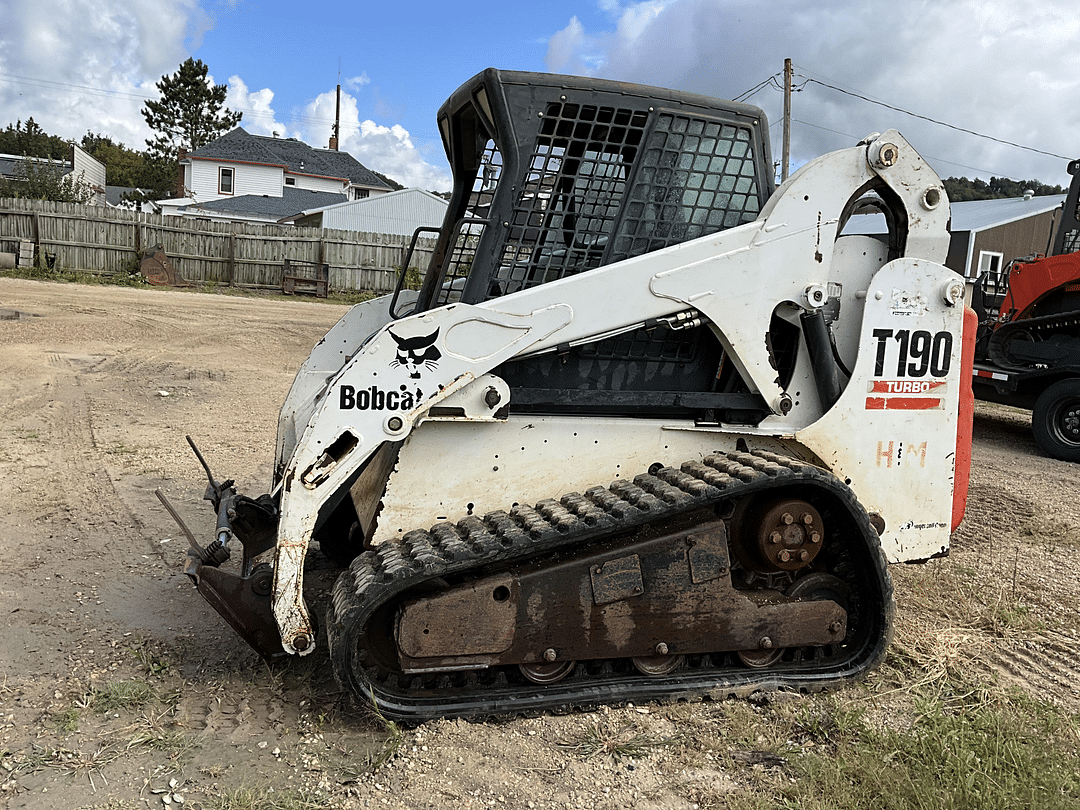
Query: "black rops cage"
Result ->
[[410, 69, 778, 422]]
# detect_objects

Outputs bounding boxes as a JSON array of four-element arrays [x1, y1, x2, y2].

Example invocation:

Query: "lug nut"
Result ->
[[777, 549, 791, 563], [759, 636, 773, 650], [781, 512, 794, 525], [543, 648, 557, 662], [292, 634, 310, 652], [769, 531, 781, 544], [798, 549, 810, 562], [802, 513, 814, 525], [810, 532, 821, 544], [828, 621, 843, 635], [655, 642, 669, 655]]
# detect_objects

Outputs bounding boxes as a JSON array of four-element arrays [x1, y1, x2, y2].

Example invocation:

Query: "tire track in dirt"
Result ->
[[978, 636, 1080, 710]]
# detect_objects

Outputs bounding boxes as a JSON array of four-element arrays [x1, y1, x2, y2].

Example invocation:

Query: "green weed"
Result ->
[[207, 787, 322, 810], [91, 679, 155, 713], [52, 708, 80, 735], [560, 719, 674, 763], [732, 686, 1080, 810]]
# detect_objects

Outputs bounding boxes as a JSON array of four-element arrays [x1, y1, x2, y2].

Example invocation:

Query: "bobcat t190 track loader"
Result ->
[[171, 69, 975, 721]]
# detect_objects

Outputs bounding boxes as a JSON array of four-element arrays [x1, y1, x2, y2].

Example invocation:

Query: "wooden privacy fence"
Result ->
[[0, 198, 439, 293]]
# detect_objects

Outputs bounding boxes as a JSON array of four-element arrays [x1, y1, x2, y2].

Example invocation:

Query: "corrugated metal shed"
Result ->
[[843, 194, 1067, 278], [281, 188, 448, 236], [844, 195, 1065, 236]]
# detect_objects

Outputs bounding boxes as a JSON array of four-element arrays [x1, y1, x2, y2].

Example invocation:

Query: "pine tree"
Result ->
[[141, 58, 241, 194]]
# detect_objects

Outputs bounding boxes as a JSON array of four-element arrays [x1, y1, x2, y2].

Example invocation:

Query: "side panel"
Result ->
[[370, 417, 782, 545], [274, 292, 415, 485], [796, 259, 967, 561]]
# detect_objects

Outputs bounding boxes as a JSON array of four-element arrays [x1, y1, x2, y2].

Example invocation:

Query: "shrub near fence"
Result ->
[[0, 198, 438, 294]]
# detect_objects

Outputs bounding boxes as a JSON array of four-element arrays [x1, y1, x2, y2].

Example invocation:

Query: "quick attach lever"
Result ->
[[185, 435, 235, 566]]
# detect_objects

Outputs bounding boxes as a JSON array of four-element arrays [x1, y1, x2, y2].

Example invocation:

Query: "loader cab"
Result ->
[[394, 69, 778, 422]]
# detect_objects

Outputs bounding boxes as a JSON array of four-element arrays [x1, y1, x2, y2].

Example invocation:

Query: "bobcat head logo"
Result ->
[[389, 328, 441, 379]]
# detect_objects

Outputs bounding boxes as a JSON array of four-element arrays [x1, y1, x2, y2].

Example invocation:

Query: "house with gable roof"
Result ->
[[156, 127, 392, 223]]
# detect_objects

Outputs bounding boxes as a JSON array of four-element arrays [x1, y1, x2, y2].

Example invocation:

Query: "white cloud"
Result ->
[[302, 88, 452, 191], [225, 76, 294, 139], [0, 0, 207, 149], [545, 0, 1080, 184], [0, 1, 450, 193]]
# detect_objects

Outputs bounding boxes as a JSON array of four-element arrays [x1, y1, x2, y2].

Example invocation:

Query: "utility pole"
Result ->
[[782, 58, 792, 182]]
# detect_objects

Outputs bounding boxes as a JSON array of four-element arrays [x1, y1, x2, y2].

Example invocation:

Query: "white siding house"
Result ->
[[158, 127, 392, 223]]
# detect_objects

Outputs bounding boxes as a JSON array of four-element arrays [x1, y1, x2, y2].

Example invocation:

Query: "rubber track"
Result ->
[[327, 449, 894, 721], [988, 309, 1080, 370]]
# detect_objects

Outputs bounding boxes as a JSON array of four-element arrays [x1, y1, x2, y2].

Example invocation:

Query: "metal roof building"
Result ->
[[280, 187, 449, 236], [844, 193, 1066, 280]]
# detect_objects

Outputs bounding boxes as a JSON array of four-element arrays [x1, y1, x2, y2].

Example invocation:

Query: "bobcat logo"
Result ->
[[389, 328, 441, 379]]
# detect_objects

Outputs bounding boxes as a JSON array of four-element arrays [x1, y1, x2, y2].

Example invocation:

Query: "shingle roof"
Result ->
[[189, 187, 348, 218], [186, 127, 391, 189]]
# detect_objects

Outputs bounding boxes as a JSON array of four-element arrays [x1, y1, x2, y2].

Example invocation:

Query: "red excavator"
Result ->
[[972, 157, 1080, 461]]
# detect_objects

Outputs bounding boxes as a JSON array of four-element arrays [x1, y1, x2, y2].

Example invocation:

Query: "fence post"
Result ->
[[227, 231, 236, 287]]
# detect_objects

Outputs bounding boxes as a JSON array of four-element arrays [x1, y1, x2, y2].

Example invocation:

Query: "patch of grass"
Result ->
[[20, 743, 123, 790], [104, 441, 138, 456], [52, 707, 80, 735], [131, 639, 172, 677], [793, 698, 867, 747], [560, 719, 674, 763], [90, 679, 155, 713], [1022, 515, 1078, 550], [133, 726, 198, 760], [207, 787, 323, 810], [733, 685, 1080, 810], [125, 703, 199, 761], [1, 264, 145, 287], [364, 692, 404, 773], [989, 599, 1046, 635], [326, 289, 376, 305]]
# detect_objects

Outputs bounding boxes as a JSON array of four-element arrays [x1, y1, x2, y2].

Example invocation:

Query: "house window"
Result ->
[[285, 177, 295, 186], [219, 167, 234, 195], [354, 188, 369, 200], [977, 250, 1004, 288]]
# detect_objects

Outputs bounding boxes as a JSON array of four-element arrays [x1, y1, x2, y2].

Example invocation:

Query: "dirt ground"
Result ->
[[0, 277, 1078, 810]]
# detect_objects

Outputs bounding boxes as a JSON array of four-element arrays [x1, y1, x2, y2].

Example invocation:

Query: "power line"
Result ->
[[790, 117, 1049, 183], [800, 75, 1070, 162], [733, 75, 778, 103]]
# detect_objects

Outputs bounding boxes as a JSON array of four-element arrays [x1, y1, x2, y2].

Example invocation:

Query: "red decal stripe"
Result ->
[[865, 397, 942, 410]]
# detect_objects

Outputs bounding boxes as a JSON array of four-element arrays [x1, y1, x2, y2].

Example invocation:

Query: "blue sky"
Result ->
[[2, 0, 1079, 192]]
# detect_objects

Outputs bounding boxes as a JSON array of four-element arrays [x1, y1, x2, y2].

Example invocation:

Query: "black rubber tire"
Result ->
[[1032, 379, 1080, 462]]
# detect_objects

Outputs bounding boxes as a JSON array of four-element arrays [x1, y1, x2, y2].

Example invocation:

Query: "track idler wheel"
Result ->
[[731, 495, 824, 574], [519, 659, 576, 684], [632, 643, 686, 676], [737, 646, 783, 669]]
